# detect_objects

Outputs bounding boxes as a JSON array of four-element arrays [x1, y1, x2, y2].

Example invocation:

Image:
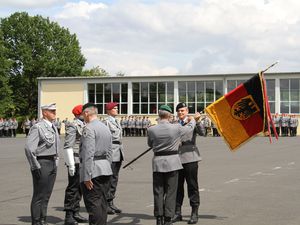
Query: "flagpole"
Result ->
[[261, 61, 279, 73]]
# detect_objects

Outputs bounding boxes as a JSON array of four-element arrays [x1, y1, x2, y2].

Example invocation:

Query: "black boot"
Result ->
[[187, 206, 198, 224], [64, 211, 78, 225], [171, 206, 182, 222], [156, 216, 163, 225], [110, 200, 122, 213], [107, 201, 115, 215], [164, 216, 173, 225], [73, 212, 88, 223], [41, 217, 48, 225]]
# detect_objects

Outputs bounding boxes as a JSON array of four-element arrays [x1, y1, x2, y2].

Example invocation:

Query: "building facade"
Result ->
[[38, 72, 300, 132]]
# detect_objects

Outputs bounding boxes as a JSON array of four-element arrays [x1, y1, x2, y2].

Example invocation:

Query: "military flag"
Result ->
[[205, 72, 277, 151]]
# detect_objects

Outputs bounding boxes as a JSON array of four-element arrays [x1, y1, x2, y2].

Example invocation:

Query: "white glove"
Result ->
[[68, 165, 75, 176]]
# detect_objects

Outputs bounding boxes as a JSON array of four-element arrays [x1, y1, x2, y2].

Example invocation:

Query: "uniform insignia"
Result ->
[[82, 128, 89, 137], [231, 95, 260, 120]]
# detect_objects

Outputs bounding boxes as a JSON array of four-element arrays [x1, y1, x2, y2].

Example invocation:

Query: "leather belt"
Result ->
[[93, 155, 107, 160], [37, 155, 57, 160], [181, 141, 194, 146], [112, 141, 121, 145], [73, 153, 79, 157], [154, 151, 178, 156]]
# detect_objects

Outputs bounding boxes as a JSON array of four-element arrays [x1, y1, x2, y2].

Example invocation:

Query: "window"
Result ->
[[178, 80, 224, 113], [87, 83, 128, 114], [265, 79, 275, 114], [280, 79, 300, 113], [132, 82, 174, 114]]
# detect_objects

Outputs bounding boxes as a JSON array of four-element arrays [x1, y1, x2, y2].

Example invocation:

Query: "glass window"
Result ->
[[141, 104, 148, 114], [96, 84, 103, 103], [120, 104, 127, 114], [266, 79, 275, 101], [96, 104, 103, 114], [291, 102, 299, 113], [227, 80, 236, 93], [280, 102, 289, 113], [141, 83, 148, 103], [121, 83, 128, 102], [290, 79, 299, 101], [112, 83, 120, 102], [187, 82, 195, 102], [158, 82, 166, 102], [149, 82, 157, 102], [133, 104, 139, 114], [196, 81, 204, 102], [206, 81, 214, 102], [280, 79, 289, 101], [104, 83, 111, 102], [178, 82, 186, 102], [88, 84, 95, 103], [215, 80, 223, 100], [132, 83, 140, 102], [166, 82, 174, 102]]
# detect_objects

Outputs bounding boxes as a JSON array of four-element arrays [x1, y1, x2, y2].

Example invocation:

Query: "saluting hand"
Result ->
[[187, 115, 195, 123], [194, 112, 201, 122], [84, 180, 93, 190]]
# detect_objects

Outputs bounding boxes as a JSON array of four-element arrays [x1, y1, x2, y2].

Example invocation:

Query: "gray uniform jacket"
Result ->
[[79, 119, 113, 182], [64, 118, 84, 164], [274, 117, 281, 127], [281, 117, 290, 127], [290, 118, 298, 127], [25, 119, 60, 170], [178, 117, 203, 164], [103, 116, 124, 162], [0, 121, 3, 130], [12, 121, 18, 129], [148, 119, 196, 173]]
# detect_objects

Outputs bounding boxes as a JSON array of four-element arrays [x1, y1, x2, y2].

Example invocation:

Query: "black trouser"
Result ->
[[81, 176, 110, 225], [176, 162, 200, 208], [57, 128, 61, 135], [31, 159, 57, 224], [275, 127, 280, 136], [0, 129, 3, 137], [142, 128, 147, 136], [153, 171, 178, 218], [12, 129, 16, 137], [107, 161, 122, 201], [64, 163, 82, 212]]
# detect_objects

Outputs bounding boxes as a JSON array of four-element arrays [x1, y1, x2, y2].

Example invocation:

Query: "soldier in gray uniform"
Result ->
[[281, 114, 290, 136], [0, 118, 3, 137], [289, 114, 298, 136], [103, 102, 124, 214], [172, 102, 203, 224], [23, 117, 32, 136], [63, 105, 88, 225], [11, 117, 18, 137], [273, 113, 281, 136], [54, 118, 62, 135], [3, 118, 9, 137], [148, 105, 196, 225], [24, 103, 60, 225], [80, 103, 113, 225]]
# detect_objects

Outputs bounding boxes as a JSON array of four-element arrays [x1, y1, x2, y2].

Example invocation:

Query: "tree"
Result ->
[[0, 29, 14, 117], [0, 12, 86, 117], [81, 66, 109, 77]]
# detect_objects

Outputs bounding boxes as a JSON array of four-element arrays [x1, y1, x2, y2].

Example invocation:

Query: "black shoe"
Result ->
[[64, 211, 78, 225], [187, 206, 198, 224], [73, 212, 88, 223], [107, 205, 115, 215], [156, 216, 163, 225], [164, 217, 173, 225], [109, 201, 122, 213], [172, 214, 182, 223]]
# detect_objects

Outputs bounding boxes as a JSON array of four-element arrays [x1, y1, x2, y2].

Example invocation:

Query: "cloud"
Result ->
[[42, 0, 300, 75], [55, 1, 107, 19], [0, 0, 66, 8]]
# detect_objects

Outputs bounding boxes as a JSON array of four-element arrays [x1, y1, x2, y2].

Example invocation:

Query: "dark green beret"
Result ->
[[82, 103, 97, 111], [159, 105, 172, 113], [176, 102, 188, 112]]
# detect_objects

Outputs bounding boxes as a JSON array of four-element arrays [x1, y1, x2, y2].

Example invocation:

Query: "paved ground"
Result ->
[[0, 135, 300, 225]]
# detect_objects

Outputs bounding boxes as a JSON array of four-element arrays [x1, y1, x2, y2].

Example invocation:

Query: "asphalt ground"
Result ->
[[0, 135, 300, 225]]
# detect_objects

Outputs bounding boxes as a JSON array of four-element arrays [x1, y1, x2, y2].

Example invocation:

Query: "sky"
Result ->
[[0, 0, 299, 76]]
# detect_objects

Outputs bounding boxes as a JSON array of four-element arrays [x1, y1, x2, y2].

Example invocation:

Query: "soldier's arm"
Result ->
[[81, 127, 95, 182], [24, 125, 41, 170], [64, 123, 77, 149], [179, 118, 196, 137], [106, 134, 113, 164], [147, 129, 153, 148]]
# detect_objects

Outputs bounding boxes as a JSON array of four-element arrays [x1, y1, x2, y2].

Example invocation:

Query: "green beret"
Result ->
[[159, 105, 172, 113]]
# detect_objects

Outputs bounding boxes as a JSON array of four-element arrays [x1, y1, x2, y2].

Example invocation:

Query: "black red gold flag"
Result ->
[[205, 72, 277, 151]]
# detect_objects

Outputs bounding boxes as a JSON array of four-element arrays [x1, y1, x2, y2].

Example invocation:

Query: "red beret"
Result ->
[[106, 102, 118, 110], [72, 105, 83, 115]]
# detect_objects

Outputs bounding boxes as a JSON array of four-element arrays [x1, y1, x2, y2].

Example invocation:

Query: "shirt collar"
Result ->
[[43, 118, 53, 127]]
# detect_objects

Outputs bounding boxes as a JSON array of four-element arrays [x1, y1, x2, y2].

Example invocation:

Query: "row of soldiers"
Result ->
[[24, 101, 202, 225], [271, 114, 299, 137], [0, 117, 18, 137]]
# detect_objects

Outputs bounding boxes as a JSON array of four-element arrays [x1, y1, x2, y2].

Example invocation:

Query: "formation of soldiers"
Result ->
[[0, 117, 18, 137], [271, 113, 299, 137], [24, 101, 205, 225]]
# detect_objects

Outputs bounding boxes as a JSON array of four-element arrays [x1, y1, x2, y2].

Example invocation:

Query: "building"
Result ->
[[38, 72, 300, 133]]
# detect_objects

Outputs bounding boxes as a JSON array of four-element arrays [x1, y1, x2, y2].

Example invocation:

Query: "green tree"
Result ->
[[1, 12, 86, 117], [0, 29, 14, 117], [82, 66, 109, 77]]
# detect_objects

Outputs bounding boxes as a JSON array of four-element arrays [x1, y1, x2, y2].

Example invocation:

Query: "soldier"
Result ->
[[281, 114, 290, 136], [23, 117, 31, 137], [289, 115, 298, 137], [273, 113, 281, 136], [136, 117, 142, 136], [172, 102, 203, 224], [211, 121, 219, 137], [203, 115, 211, 137], [63, 105, 88, 225], [148, 105, 196, 225], [11, 117, 18, 138], [103, 102, 124, 214], [123, 116, 129, 137], [142, 116, 148, 136], [128, 116, 134, 136], [80, 103, 113, 225], [0, 118, 3, 137], [24, 103, 60, 225], [3, 118, 10, 137]]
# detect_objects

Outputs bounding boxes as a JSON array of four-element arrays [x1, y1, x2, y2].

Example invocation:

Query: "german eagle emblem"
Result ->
[[231, 95, 260, 120]]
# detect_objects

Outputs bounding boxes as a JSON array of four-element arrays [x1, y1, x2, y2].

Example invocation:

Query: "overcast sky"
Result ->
[[0, 0, 299, 76]]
